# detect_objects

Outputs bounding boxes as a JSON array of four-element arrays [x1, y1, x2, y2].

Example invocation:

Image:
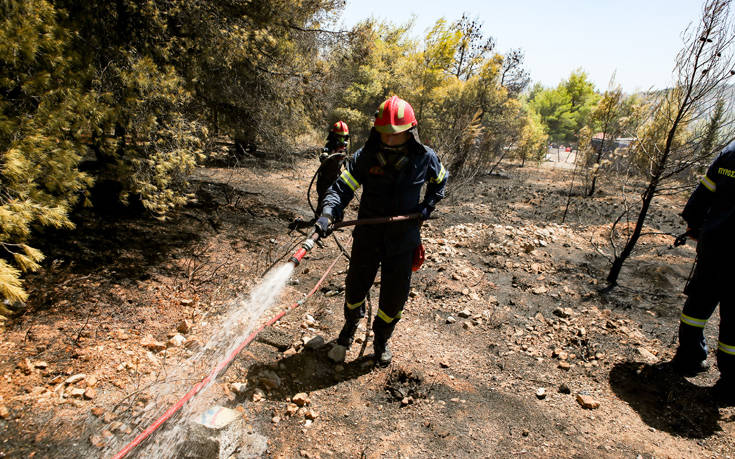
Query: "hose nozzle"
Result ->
[[289, 233, 319, 266]]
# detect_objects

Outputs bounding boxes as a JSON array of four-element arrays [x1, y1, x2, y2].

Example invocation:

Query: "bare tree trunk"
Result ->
[[488, 148, 509, 175], [605, 179, 658, 287], [587, 139, 605, 196]]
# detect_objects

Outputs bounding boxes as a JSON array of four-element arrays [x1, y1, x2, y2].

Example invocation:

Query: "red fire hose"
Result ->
[[111, 252, 341, 459]]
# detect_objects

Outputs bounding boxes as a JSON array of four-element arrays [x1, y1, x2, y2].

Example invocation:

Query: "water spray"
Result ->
[[111, 213, 422, 458]]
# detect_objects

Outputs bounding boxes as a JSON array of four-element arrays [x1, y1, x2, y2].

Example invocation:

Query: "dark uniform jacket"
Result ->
[[681, 140, 735, 291], [322, 130, 448, 254], [682, 140, 735, 240]]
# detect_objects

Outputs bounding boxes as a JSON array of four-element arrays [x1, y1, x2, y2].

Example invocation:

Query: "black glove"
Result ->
[[419, 203, 434, 221], [315, 215, 332, 237]]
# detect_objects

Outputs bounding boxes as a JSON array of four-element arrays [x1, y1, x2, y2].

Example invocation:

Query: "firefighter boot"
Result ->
[[670, 350, 710, 377], [372, 318, 395, 367], [328, 320, 360, 363]]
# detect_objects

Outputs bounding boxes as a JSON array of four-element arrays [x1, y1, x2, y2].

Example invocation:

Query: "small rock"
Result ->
[[439, 360, 450, 368], [34, 361, 48, 370], [140, 336, 166, 352], [258, 370, 281, 390], [304, 409, 318, 420], [553, 307, 574, 318], [458, 309, 472, 318], [102, 412, 117, 423], [271, 416, 280, 424], [446, 316, 456, 324], [535, 388, 546, 400], [176, 319, 193, 334], [401, 397, 411, 406], [576, 394, 600, 409], [180, 298, 194, 305], [168, 334, 187, 347], [230, 382, 247, 396], [252, 389, 265, 402], [636, 347, 658, 364], [558, 383, 571, 394], [462, 321, 472, 329], [487, 295, 499, 305], [18, 358, 33, 375], [84, 388, 96, 400], [0, 405, 9, 419], [286, 403, 299, 416], [65, 374, 86, 385], [558, 361, 571, 370], [293, 393, 310, 407], [558, 351, 568, 361], [531, 286, 548, 295], [304, 336, 325, 350], [86, 376, 98, 388], [70, 388, 86, 398]]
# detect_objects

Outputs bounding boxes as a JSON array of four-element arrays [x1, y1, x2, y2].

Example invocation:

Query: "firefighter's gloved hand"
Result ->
[[315, 215, 332, 237], [419, 203, 434, 221]]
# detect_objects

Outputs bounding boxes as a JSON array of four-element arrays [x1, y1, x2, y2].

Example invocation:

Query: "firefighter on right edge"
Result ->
[[673, 139, 735, 403]]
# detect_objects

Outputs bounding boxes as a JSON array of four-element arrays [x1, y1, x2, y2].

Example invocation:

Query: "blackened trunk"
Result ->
[[606, 178, 658, 287]]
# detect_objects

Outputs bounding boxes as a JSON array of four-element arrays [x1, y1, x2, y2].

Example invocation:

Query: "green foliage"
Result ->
[[329, 16, 537, 179], [515, 105, 549, 165], [529, 69, 599, 144], [0, 0, 343, 302], [0, 0, 91, 302]]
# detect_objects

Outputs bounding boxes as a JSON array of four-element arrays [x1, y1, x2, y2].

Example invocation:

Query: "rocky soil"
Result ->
[[0, 154, 733, 458]]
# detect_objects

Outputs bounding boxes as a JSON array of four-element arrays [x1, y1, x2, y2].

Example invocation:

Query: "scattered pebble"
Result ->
[[576, 393, 600, 409], [293, 392, 311, 407]]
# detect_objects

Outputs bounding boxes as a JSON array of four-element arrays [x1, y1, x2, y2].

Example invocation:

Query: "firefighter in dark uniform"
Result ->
[[315, 96, 448, 365], [673, 139, 735, 400], [315, 121, 350, 217]]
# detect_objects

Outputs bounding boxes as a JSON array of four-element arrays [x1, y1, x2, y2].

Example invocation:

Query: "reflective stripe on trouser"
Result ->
[[343, 234, 414, 347], [678, 289, 718, 363], [678, 257, 735, 378]]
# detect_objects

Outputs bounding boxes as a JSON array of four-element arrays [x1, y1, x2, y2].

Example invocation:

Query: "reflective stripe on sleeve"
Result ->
[[431, 164, 447, 184], [376, 308, 402, 324], [340, 169, 361, 191], [701, 176, 716, 192], [680, 313, 707, 328], [718, 341, 735, 356], [346, 299, 365, 310]]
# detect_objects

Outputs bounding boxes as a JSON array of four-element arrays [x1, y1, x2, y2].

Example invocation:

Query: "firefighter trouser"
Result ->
[[678, 259, 735, 378], [342, 235, 414, 348]]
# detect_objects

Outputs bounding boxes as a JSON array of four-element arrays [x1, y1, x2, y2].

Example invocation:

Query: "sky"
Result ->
[[337, 0, 706, 93]]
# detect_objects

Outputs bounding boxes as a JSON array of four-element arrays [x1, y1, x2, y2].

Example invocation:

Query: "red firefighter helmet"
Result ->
[[331, 121, 349, 136], [374, 96, 417, 134]]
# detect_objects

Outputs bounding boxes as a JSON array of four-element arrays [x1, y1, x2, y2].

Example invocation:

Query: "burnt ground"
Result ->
[[0, 153, 734, 458]]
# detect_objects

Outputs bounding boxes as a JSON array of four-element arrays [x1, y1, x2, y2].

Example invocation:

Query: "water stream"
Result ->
[[100, 262, 296, 458]]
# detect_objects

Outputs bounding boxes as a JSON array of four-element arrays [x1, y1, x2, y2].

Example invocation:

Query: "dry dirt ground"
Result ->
[[1, 153, 734, 458]]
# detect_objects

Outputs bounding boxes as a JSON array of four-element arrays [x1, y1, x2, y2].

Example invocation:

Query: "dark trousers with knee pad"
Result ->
[[678, 246, 735, 379], [341, 233, 414, 348]]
